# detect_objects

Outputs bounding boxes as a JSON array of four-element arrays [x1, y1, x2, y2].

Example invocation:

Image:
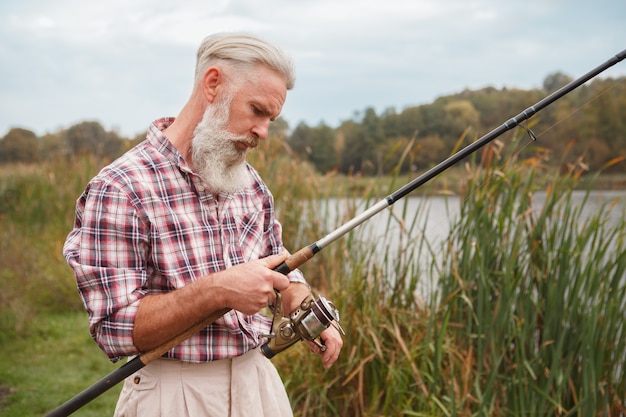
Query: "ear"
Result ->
[[201, 67, 221, 103]]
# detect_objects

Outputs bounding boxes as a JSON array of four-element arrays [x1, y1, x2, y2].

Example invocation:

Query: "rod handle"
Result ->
[[273, 245, 316, 275], [143, 246, 317, 362], [142, 245, 318, 362]]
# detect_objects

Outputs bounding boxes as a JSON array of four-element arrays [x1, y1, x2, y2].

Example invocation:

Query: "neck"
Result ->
[[164, 90, 206, 166]]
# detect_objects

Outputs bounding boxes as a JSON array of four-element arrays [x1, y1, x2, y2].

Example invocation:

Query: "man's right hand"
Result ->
[[132, 252, 291, 352], [212, 252, 291, 315]]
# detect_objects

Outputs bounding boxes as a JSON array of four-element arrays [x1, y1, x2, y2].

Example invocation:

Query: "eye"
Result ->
[[251, 104, 276, 121]]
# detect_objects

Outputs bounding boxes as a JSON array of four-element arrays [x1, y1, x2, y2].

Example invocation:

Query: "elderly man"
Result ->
[[64, 32, 343, 417]]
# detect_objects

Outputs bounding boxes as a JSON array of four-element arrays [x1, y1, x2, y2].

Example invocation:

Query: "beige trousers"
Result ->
[[113, 348, 293, 417]]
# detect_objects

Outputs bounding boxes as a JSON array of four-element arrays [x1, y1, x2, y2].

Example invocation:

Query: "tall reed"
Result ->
[[272, 141, 625, 416], [436, 144, 626, 416]]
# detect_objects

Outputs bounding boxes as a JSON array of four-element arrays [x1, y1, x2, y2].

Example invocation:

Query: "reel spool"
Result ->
[[261, 292, 344, 358]]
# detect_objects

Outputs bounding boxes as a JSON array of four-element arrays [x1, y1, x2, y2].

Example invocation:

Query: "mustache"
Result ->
[[235, 137, 259, 149]]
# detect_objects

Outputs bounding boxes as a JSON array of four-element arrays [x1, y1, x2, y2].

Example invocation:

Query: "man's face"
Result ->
[[190, 64, 288, 194], [224, 63, 287, 147]]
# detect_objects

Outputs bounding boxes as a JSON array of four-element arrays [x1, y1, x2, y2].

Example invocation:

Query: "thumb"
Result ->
[[260, 252, 290, 291], [259, 251, 290, 271]]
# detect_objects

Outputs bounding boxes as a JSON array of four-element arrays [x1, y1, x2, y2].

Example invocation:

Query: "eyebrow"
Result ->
[[254, 103, 279, 121]]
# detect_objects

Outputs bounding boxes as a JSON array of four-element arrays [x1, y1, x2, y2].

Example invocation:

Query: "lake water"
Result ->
[[318, 190, 626, 292], [365, 189, 626, 245]]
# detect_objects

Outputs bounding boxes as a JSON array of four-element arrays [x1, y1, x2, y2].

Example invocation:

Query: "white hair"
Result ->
[[194, 32, 296, 90]]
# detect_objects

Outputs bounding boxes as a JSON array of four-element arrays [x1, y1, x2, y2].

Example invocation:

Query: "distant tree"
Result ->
[[583, 137, 612, 170], [287, 122, 338, 173], [374, 136, 415, 174], [578, 82, 625, 168], [381, 106, 401, 138], [40, 132, 68, 161], [65, 121, 124, 159], [397, 102, 445, 140], [307, 123, 337, 173], [66, 121, 107, 156], [337, 119, 363, 174], [287, 122, 313, 157], [414, 135, 446, 169], [543, 72, 573, 93], [464, 87, 503, 128], [361, 107, 385, 168], [0, 128, 40, 163], [336, 107, 386, 175], [441, 100, 480, 144], [539, 98, 580, 159]]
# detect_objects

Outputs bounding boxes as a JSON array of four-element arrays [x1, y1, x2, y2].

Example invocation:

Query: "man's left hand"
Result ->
[[308, 325, 343, 369]]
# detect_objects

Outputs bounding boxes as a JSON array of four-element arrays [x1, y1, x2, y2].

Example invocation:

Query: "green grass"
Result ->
[[0, 312, 121, 416]]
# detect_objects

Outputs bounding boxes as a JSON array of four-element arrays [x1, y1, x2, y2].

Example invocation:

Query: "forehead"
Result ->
[[236, 64, 287, 115]]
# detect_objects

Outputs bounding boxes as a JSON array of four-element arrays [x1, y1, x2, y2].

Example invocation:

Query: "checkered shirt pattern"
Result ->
[[63, 118, 307, 363]]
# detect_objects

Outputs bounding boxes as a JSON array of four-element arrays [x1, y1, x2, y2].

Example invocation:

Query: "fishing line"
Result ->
[[536, 81, 622, 138], [456, 78, 619, 210]]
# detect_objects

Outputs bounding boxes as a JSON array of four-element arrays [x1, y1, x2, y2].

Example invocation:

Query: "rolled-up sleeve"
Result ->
[[64, 179, 149, 362]]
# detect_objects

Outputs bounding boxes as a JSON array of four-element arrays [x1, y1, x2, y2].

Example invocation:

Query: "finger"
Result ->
[[307, 341, 321, 355], [321, 342, 340, 369], [320, 329, 343, 369], [271, 274, 290, 291], [257, 253, 290, 290]]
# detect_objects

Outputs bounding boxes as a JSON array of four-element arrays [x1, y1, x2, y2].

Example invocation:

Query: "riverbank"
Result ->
[[313, 167, 626, 199]]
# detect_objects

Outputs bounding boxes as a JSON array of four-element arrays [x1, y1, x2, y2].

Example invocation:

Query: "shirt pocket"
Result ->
[[233, 210, 265, 261]]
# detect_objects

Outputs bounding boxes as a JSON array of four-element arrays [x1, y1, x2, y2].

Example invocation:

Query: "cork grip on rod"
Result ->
[[274, 245, 316, 275]]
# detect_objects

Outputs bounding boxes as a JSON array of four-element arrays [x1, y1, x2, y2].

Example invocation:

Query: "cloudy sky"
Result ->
[[1, 0, 624, 138]]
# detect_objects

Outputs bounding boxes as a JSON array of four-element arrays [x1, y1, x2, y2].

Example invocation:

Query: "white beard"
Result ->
[[191, 99, 253, 194]]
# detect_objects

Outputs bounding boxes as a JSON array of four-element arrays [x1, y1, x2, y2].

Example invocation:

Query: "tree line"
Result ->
[[287, 72, 625, 175], [1, 72, 624, 173]]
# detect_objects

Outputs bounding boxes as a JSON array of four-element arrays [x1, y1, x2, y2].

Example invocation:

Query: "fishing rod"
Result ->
[[45, 48, 625, 417]]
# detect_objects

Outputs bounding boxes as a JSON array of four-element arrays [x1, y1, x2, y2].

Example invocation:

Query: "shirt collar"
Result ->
[[147, 118, 194, 174]]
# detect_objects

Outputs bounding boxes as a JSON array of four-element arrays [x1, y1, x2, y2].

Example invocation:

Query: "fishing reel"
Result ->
[[260, 291, 345, 358]]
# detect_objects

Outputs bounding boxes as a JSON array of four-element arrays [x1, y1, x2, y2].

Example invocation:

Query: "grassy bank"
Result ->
[[0, 312, 121, 416], [1, 137, 625, 416]]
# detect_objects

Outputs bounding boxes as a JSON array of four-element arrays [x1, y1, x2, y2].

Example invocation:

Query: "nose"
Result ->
[[251, 119, 270, 140]]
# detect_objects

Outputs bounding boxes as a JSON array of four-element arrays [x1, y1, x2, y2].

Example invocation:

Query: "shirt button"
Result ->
[[197, 185, 205, 192]]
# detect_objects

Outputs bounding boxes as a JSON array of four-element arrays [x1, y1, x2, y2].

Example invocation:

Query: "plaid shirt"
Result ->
[[64, 118, 307, 363]]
